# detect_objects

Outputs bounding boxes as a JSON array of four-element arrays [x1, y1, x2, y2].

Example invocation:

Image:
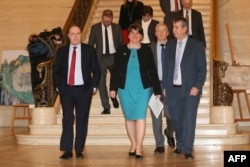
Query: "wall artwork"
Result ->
[[0, 50, 34, 105]]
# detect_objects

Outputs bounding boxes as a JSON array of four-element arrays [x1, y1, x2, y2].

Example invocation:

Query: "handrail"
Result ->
[[81, 0, 99, 42], [62, 0, 95, 45]]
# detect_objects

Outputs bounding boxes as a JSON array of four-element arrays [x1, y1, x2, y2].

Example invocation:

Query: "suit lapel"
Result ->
[[181, 37, 190, 64]]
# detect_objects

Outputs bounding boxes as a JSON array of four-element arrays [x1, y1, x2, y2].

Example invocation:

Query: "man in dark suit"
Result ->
[[159, 0, 182, 29], [88, 9, 124, 114], [162, 17, 206, 160], [53, 25, 101, 159], [170, 0, 206, 47], [149, 23, 175, 154], [136, 5, 159, 44]]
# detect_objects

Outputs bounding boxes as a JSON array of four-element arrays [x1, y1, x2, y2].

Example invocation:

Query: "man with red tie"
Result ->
[[159, 0, 182, 29], [53, 25, 101, 160]]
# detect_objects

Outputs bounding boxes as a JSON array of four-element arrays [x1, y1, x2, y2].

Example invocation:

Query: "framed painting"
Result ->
[[0, 50, 34, 105]]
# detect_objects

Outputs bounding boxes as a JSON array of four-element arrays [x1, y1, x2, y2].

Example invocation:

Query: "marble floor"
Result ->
[[0, 127, 250, 167]]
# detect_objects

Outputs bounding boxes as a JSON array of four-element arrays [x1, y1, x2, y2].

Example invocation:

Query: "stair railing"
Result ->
[[33, 0, 97, 107]]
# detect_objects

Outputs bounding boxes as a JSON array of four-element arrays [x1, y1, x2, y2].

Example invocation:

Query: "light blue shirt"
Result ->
[[157, 41, 164, 81], [173, 35, 188, 85]]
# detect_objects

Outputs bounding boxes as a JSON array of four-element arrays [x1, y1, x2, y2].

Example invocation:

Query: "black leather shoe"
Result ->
[[101, 108, 110, 114], [128, 151, 136, 156], [154, 147, 165, 153], [164, 128, 175, 148], [111, 98, 119, 108], [184, 153, 193, 160], [76, 152, 84, 159], [173, 148, 182, 155], [59, 151, 72, 159], [135, 154, 143, 159]]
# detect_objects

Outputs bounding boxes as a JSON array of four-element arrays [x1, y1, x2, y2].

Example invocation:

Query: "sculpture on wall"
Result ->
[[213, 58, 233, 106]]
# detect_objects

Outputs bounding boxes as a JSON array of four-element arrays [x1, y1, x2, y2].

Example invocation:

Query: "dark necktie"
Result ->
[[159, 44, 165, 80], [69, 47, 76, 86], [186, 10, 189, 33], [175, 0, 179, 12], [186, 10, 189, 23], [105, 27, 110, 56]]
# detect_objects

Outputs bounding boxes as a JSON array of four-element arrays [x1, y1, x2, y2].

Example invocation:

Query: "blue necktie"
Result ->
[[174, 42, 182, 81], [159, 44, 165, 80]]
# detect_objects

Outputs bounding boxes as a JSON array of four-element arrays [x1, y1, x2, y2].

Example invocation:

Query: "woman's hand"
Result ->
[[109, 90, 117, 99], [162, 89, 166, 97], [155, 94, 161, 100]]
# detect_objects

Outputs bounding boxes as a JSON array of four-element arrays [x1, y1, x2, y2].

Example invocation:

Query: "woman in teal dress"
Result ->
[[109, 23, 161, 159]]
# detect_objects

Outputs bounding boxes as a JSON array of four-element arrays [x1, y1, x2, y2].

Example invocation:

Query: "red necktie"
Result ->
[[69, 47, 77, 86], [175, 0, 179, 12]]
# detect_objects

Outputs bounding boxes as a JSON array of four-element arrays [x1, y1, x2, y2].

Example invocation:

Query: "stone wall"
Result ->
[[217, 0, 250, 65]]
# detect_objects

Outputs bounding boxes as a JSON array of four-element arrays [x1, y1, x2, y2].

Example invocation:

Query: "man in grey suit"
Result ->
[[88, 9, 124, 114], [162, 17, 206, 160], [149, 23, 175, 154]]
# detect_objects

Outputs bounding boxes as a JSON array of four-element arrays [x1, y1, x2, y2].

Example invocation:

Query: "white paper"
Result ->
[[148, 94, 163, 119]]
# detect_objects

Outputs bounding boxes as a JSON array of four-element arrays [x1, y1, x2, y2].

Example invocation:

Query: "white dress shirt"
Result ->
[[170, 0, 181, 12], [141, 19, 151, 44], [68, 44, 84, 85], [183, 9, 192, 35], [102, 24, 116, 54]]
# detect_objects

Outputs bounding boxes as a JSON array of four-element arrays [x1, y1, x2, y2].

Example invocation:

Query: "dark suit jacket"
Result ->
[[149, 42, 160, 71], [53, 43, 101, 93], [118, 1, 144, 29], [159, 0, 183, 28], [88, 22, 124, 62], [162, 37, 206, 97], [110, 44, 161, 95], [171, 9, 206, 47], [135, 19, 159, 43]]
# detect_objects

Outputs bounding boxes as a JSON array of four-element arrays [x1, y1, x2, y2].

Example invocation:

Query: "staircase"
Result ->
[[16, 0, 250, 145]]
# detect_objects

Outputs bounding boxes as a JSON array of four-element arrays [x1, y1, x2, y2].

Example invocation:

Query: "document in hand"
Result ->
[[148, 94, 163, 119]]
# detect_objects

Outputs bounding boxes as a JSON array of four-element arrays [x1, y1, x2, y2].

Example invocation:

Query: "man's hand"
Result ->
[[190, 87, 199, 96]]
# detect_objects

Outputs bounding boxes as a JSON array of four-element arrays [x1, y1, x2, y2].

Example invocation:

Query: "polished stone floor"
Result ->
[[0, 127, 250, 167]]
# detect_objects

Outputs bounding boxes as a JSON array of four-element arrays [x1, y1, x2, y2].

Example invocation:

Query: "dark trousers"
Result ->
[[59, 84, 93, 153], [168, 87, 201, 154], [99, 55, 115, 109], [150, 83, 174, 147]]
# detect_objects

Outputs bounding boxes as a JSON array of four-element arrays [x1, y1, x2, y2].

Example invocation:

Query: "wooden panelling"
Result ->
[[0, 0, 74, 62]]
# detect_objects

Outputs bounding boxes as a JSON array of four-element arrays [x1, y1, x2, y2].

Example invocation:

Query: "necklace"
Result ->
[[127, 5, 134, 21]]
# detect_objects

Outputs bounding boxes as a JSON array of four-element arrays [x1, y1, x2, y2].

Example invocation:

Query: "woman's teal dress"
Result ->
[[118, 48, 151, 120]]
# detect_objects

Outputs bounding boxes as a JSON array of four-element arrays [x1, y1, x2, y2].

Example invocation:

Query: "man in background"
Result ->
[[89, 9, 124, 114], [171, 0, 206, 47], [159, 0, 182, 29], [149, 23, 175, 154]]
